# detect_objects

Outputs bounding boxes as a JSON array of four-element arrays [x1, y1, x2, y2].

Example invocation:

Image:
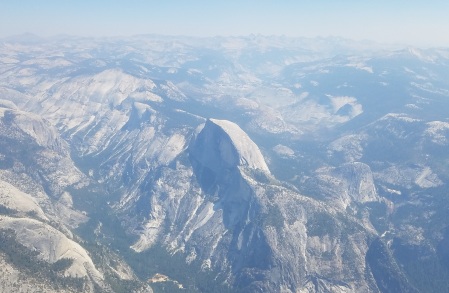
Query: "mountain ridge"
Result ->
[[0, 35, 449, 292]]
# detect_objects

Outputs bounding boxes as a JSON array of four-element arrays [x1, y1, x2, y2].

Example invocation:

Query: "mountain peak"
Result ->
[[208, 118, 270, 172], [190, 119, 270, 173]]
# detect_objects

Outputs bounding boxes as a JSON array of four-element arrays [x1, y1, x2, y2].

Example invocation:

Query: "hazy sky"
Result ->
[[1, 0, 449, 47]]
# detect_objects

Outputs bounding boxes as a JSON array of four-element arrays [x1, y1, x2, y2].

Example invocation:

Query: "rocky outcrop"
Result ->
[[0, 106, 105, 291], [313, 162, 379, 209], [190, 119, 270, 173]]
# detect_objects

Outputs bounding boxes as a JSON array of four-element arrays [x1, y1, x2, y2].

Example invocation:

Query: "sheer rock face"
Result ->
[[190, 119, 270, 173]]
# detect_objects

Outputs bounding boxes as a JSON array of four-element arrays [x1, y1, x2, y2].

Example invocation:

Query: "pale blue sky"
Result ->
[[1, 0, 449, 46]]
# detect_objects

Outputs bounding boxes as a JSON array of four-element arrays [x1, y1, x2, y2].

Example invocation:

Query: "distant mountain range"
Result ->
[[0, 35, 449, 292]]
